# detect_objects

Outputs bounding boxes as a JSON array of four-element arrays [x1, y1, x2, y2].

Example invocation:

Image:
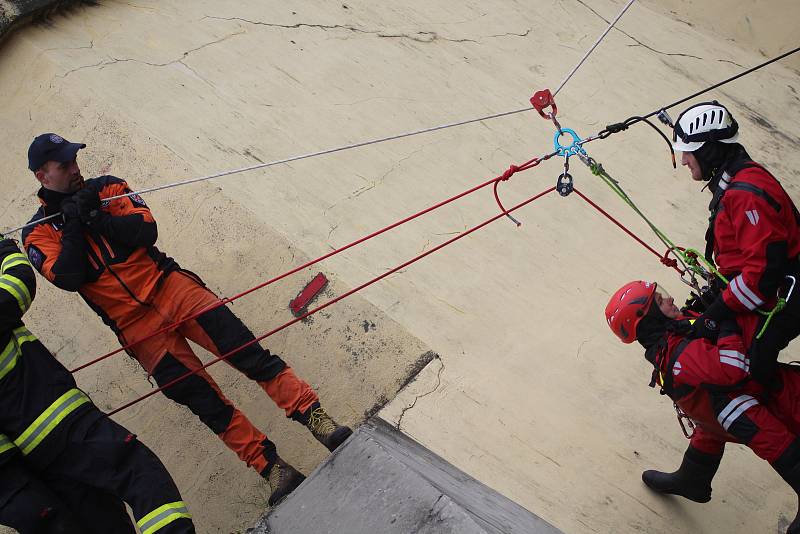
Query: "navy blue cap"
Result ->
[[28, 133, 86, 172]]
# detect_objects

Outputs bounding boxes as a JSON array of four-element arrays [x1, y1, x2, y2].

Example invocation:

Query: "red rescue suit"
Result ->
[[653, 319, 800, 463], [705, 162, 800, 383], [710, 163, 800, 314]]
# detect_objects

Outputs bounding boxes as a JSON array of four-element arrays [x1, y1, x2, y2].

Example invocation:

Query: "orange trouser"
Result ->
[[119, 270, 318, 475]]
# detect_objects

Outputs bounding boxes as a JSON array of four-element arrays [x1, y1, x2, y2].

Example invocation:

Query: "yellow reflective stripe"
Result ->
[[0, 434, 14, 455], [14, 389, 90, 455], [13, 326, 37, 346], [1, 253, 31, 273], [137, 501, 192, 534], [0, 338, 19, 382], [0, 274, 31, 313]]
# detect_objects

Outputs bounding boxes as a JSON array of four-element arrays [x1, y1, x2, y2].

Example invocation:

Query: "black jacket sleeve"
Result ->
[[50, 220, 89, 292], [0, 239, 36, 322], [93, 212, 158, 248]]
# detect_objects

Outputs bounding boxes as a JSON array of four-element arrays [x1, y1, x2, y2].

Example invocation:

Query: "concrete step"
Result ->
[[250, 417, 563, 534]]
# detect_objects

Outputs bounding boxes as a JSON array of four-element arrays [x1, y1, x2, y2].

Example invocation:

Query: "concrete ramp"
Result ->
[[251, 417, 562, 534]]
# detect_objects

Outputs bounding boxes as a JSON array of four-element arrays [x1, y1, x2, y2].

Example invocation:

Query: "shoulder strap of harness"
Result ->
[[660, 338, 692, 399], [704, 162, 788, 262]]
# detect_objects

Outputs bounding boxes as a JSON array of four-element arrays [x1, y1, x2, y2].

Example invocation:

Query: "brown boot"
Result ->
[[265, 457, 305, 506], [304, 404, 353, 452]]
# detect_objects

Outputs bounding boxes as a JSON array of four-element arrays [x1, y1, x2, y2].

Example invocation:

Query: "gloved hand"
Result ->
[[682, 286, 717, 314], [73, 188, 102, 225], [690, 317, 721, 342], [683, 292, 706, 314], [670, 317, 720, 342], [60, 198, 81, 225]]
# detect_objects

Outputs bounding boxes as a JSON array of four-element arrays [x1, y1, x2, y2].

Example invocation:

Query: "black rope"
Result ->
[[598, 45, 800, 138]]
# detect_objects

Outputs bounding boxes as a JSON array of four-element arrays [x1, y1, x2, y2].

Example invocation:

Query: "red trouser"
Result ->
[[690, 365, 800, 463], [120, 270, 318, 475]]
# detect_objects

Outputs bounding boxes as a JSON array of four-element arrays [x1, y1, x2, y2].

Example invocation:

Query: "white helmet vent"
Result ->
[[672, 102, 739, 152]]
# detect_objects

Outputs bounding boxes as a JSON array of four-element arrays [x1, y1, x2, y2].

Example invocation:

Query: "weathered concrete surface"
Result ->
[[0, 1, 89, 43], [0, 1, 799, 533], [251, 417, 563, 534]]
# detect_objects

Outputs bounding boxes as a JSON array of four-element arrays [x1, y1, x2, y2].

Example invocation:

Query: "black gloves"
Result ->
[[60, 197, 82, 225], [682, 286, 718, 314], [674, 297, 734, 343], [671, 317, 720, 342], [690, 317, 721, 342], [73, 188, 103, 226], [702, 296, 735, 322]]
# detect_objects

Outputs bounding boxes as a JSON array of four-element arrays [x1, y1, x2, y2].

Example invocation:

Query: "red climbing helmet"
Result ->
[[605, 281, 657, 344]]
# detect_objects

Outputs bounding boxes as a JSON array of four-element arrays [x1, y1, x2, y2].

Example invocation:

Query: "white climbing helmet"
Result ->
[[672, 101, 739, 152]]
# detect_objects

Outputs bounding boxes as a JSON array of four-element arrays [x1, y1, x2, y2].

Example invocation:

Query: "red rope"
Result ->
[[72, 155, 549, 374], [492, 152, 556, 225], [572, 188, 684, 275], [107, 186, 556, 416]]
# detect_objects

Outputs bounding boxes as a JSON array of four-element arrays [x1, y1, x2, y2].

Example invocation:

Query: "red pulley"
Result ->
[[530, 89, 557, 119]]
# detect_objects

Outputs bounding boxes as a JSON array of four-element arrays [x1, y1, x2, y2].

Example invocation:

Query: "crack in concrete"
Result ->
[[44, 40, 94, 52], [717, 58, 745, 68], [55, 29, 245, 79], [574, 0, 702, 60], [396, 355, 444, 431], [324, 145, 428, 212], [486, 28, 532, 39], [575, 338, 588, 358], [204, 15, 531, 44]]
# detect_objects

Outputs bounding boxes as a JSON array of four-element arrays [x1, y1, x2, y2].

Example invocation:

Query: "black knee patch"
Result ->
[[195, 306, 287, 381], [153, 353, 234, 434]]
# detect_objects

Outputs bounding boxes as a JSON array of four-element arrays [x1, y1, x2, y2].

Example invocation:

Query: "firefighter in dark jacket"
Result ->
[[0, 237, 194, 533], [606, 280, 800, 534], [672, 102, 800, 384], [22, 133, 352, 504]]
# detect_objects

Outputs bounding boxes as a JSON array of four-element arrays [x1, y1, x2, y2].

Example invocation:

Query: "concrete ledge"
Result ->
[[251, 417, 563, 534]]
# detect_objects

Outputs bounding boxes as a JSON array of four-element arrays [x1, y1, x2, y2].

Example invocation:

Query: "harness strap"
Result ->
[[705, 162, 785, 264]]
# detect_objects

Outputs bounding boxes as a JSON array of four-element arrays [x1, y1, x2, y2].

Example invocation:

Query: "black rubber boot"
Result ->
[[773, 439, 800, 534], [641, 446, 722, 503]]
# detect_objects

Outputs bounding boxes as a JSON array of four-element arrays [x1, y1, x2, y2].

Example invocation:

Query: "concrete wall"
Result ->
[[1, 1, 799, 533], [641, 0, 800, 72]]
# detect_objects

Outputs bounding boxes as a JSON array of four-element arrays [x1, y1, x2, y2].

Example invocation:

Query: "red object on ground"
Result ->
[[290, 273, 329, 316]]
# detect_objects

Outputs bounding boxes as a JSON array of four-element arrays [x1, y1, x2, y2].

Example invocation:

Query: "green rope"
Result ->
[[757, 298, 786, 339], [580, 155, 702, 278], [581, 155, 785, 339]]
